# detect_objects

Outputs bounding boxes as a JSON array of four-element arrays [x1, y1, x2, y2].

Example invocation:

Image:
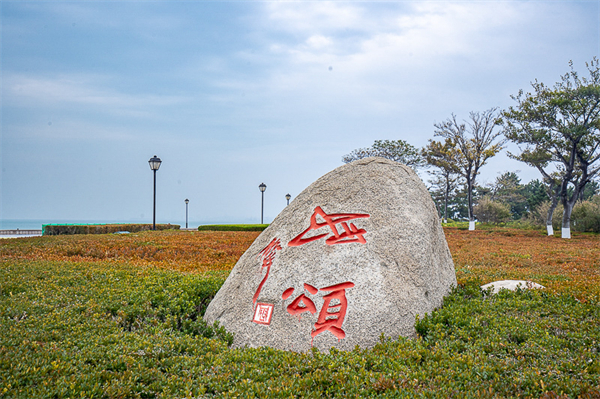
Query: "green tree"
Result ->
[[342, 139, 424, 169], [434, 108, 506, 230], [579, 180, 599, 201], [422, 138, 461, 222], [503, 58, 600, 238], [426, 169, 461, 222], [523, 179, 550, 214], [473, 197, 512, 224], [489, 172, 528, 219], [505, 139, 563, 234]]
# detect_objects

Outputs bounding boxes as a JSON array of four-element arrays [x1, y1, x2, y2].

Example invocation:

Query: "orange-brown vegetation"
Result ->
[[1, 227, 598, 300], [445, 227, 600, 302], [0, 230, 259, 274]]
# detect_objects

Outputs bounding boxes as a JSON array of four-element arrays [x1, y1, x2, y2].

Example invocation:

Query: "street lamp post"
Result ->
[[184, 199, 189, 229], [259, 183, 266, 224], [286, 193, 291, 206], [148, 155, 162, 230]]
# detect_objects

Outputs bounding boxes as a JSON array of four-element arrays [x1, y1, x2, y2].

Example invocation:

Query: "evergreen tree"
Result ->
[[342, 140, 424, 169], [503, 58, 600, 238], [489, 172, 528, 219]]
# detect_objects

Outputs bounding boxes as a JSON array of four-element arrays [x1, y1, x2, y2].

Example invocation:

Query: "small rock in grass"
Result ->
[[481, 280, 545, 295]]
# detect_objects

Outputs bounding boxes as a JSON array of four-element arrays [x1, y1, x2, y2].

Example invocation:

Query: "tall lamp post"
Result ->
[[148, 155, 162, 230], [184, 198, 189, 229], [259, 183, 266, 224], [285, 193, 291, 206]]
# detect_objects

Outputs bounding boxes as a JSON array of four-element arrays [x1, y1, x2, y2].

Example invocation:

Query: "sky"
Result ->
[[1, 1, 599, 227]]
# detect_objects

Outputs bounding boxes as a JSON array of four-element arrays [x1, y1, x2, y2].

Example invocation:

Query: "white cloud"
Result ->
[[262, 1, 541, 73], [5, 73, 189, 117], [265, 2, 368, 34], [5, 119, 138, 142], [305, 35, 333, 49]]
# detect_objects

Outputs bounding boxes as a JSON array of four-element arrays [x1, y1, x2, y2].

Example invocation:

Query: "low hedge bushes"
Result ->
[[42, 224, 180, 236], [197, 224, 268, 232], [528, 197, 600, 233]]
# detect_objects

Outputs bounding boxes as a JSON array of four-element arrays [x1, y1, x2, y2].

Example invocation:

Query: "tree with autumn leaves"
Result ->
[[426, 109, 506, 230], [421, 139, 461, 223]]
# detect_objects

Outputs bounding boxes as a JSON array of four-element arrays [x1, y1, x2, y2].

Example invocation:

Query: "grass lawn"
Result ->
[[0, 228, 599, 398]]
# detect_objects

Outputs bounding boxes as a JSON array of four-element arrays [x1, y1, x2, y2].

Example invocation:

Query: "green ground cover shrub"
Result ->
[[1, 255, 598, 398], [441, 220, 471, 229], [197, 224, 268, 232], [0, 260, 231, 398]]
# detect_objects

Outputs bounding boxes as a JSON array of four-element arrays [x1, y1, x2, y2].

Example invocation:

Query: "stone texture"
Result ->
[[481, 280, 545, 295], [204, 157, 457, 352]]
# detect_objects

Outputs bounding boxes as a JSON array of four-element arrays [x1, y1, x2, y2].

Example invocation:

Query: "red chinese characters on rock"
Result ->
[[288, 206, 370, 247], [252, 238, 282, 307], [282, 281, 355, 342], [282, 283, 318, 317], [312, 282, 354, 340]]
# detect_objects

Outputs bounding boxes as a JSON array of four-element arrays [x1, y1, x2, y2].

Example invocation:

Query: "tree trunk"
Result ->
[[444, 174, 450, 223], [559, 162, 588, 239], [561, 201, 574, 239], [546, 195, 559, 236], [467, 177, 475, 230]]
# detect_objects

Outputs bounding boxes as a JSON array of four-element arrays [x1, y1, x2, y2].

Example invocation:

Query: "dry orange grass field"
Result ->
[[444, 227, 600, 302], [1, 227, 598, 301]]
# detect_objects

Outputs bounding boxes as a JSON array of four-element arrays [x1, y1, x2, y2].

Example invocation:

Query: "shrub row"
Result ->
[[197, 224, 268, 232], [42, 223, 180, 236], [473, 197, 512, 224], [470, 196, 600, 232], [529, 197, 600, 233]]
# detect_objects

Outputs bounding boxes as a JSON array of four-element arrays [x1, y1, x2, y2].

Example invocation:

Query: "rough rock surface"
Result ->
[[481, 280, 545, 295], [204, 157, 456, 352]]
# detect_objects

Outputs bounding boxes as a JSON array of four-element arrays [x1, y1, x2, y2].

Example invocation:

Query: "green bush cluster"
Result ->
[[527, 197, 600, 233], [197, 224, 268, 232], [42, 224, 180, 236], [473, 197, 512, 224], [571, 197, 600, 233], [1, 258, 598, 398]]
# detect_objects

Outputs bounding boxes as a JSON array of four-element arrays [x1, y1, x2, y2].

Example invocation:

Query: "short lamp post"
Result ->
[[148, 155, 162, 230], [285, 193, 291, 206], [259, 183, 266, 224], [184, 198, 189, 229]]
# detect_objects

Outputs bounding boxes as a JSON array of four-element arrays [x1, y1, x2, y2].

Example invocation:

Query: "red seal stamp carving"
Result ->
[[253, 303, 274, 325]]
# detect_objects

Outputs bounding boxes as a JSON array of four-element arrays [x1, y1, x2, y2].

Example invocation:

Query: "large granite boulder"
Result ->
[[204, 157, 456, 352]]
